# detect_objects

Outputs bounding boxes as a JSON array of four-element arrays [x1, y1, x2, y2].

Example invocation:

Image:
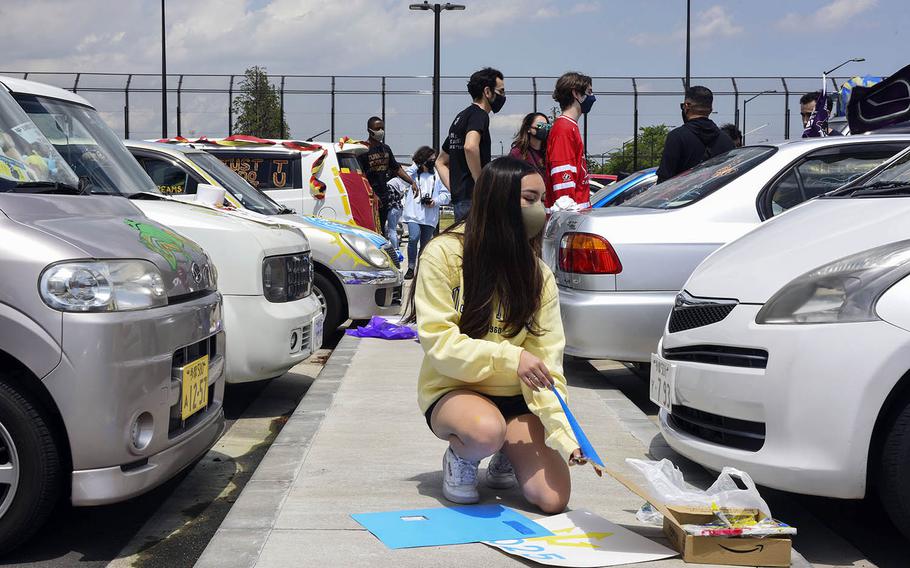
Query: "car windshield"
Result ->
[[187, 151, 285, 215], [619, 146, 776, 209], [0, 89, 79, 190], [14, 94, 159, 196]]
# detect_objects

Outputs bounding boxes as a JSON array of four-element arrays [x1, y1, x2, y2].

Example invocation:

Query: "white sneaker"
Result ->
[[486, 451, 517, 489], [442, 447, 480, 504]]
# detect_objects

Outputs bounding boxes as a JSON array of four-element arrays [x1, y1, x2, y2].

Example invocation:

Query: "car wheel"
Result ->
[[878, 399, 910, 540], [313, 272, 344, 332], [0, 378, 62, 554]]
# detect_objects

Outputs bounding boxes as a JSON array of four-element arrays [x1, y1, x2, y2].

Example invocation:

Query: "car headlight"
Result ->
[[263, 253, 312, 303], [40, 260, 167, 312], [340, 233, 390, 268], [756, 240, 910, 324]]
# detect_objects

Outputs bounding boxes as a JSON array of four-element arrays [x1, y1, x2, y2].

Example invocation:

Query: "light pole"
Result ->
[[824, 57, 865, 77], [742, 90, 776, 145], [685, 0, 691, 90], [161, 0, 167, 138], [409, 2, 465, 151]]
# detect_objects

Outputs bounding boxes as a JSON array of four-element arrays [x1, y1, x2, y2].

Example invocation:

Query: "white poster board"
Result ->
[[485, 509, 677, 567]]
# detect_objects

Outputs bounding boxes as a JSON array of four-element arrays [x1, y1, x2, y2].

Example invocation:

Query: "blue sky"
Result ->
[[1, 0, 906, 158]]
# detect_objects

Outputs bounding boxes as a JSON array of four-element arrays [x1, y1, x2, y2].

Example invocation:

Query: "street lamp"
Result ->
[[161, 0, 167, 138], [824, 57, 865, 77], [685, 0, 691, 90], [409, 2, 466, 151], [742, 90, 776, 145]]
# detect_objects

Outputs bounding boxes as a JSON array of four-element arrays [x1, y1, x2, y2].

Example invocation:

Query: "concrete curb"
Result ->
[[194, 334, 361, 568]]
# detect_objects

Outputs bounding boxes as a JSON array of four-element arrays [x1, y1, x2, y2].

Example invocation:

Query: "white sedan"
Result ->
[[655, 146, 910, 537], [544, 135, 910, 363]]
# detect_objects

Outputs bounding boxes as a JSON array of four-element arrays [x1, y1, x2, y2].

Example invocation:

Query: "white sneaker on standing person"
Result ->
[[402, 146, 450, 280], [385, 176, 407, 251]]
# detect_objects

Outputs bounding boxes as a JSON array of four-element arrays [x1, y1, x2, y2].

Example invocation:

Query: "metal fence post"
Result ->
[[331, 76, 336, 142], [632, 78, 639, 171], [72, 73, 81, 94], [124, 74, 132, 139], [532, 77, 537, 112], [280, 75, 286, 139], [381, 76, 386, 125], [781, 77, 790, 139], [176, 74, 184, 137], [228, 75, 235, 136], [731, 77, 740, 130]]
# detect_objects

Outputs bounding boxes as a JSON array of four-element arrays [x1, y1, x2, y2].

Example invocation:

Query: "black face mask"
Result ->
[[489, 91, 506, 113], [424, 158, 436, 171], [531, 122, 550, 143]]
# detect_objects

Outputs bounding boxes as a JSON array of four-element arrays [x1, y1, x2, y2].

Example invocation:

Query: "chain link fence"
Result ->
[[2, 71, 845, 166]]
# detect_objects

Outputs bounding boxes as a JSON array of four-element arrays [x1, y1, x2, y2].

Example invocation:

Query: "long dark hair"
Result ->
[[511, 112, 549, 159], [405, 157, 545, 339]]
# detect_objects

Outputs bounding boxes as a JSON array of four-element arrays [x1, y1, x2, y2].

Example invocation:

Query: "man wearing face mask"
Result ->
[[545, 72, 595, 211], [436, 67, 505, 222], [359, 116, 417, 237], [656, 86, 734, 184]]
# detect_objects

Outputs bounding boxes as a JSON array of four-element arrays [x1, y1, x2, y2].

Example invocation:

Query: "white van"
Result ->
[[2, 77, 324, 383], [169, 137, 381, 233]]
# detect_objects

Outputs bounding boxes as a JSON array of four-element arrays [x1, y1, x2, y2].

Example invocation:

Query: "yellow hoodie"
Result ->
[[414, 231, 579, 461]]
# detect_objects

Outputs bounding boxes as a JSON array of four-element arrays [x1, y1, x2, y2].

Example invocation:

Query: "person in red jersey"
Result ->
[[545, 72, 595, 211]]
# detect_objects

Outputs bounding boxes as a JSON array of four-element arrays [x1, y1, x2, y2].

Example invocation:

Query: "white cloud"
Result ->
[[571, 3, 601, 15], [776, 0, 877, 32], [629, 4, 742, 46]]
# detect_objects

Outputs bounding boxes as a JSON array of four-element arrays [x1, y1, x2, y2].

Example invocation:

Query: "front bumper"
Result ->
[[558, 286, 676, 362], [38, 292, 226, 503], [222, 293, 323, 383], [338, 269, 403, 320], [658, 303, 910, 499]]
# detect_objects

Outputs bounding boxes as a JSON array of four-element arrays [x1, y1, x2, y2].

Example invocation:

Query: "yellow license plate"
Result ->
[[181, 355, 210, 420]]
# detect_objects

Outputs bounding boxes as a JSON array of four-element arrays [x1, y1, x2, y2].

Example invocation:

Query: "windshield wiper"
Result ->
[[278, 206, 296, 215], [846, 181, 910, 197], [126, 192, 167, 200], [9, 181, 84, 195]]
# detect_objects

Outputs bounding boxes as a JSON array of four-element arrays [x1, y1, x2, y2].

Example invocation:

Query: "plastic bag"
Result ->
[[345, 316, 418, 340], [626, 458, 772, 519], [636, 502, 664, 526]]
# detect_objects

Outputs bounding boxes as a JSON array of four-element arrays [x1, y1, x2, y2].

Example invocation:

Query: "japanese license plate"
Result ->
[[649, 353, 677, 413], [181, 355, 210, 420]]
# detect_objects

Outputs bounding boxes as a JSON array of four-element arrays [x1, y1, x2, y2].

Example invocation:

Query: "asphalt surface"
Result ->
[[595, 361, 908, 568], [0, 328, 345, 568]]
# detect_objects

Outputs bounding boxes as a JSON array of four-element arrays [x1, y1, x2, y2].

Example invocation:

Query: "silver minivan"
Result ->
[[0, 87, 224, 552]]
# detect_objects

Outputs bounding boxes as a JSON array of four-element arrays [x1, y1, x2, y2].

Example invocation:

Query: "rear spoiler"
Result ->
[[848, 64, 910, 134]]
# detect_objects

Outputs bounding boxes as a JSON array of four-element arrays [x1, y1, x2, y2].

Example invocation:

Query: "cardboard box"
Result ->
[[662, 506, 791, 567], [602, 464, 793, 566]]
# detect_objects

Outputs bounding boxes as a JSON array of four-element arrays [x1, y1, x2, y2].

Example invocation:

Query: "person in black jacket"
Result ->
[[656, 86, 734, 184]]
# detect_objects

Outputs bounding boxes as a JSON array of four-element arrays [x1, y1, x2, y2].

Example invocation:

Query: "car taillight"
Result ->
[[558, 232, 622, 274]]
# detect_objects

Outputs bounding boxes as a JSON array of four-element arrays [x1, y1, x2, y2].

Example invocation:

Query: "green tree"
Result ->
[[592, 124, 671, 175], [231, 66, 288, 138]]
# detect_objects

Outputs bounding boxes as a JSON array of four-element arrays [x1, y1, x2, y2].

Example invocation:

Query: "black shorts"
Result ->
[[425, 393, 530, 431]]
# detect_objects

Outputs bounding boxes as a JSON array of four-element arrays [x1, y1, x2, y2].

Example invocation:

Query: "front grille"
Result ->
[[263, 252, 313, 303], [663, 345, 769, 369], [383, 243, 401, 268], [169, 335, 218, 438], [668, 292, 737, 333], [375, 285, 403, 307], [669, 405, 766, 452]]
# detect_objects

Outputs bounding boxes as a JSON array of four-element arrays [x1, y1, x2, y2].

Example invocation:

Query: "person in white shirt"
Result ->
[[402, 146, 451, 279]]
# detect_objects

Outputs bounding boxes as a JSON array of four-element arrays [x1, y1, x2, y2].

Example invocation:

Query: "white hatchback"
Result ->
[[655, 146, 910, 537]]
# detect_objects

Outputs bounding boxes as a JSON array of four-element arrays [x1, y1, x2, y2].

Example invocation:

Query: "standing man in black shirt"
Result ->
[[359, 116, 417, 237], [656, 86, 734, 184], [436, 67, 506, 222]]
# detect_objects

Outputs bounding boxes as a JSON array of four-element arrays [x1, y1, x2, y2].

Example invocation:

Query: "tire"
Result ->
[[878, 400, 910, 540], [0, 378, 62, 554], [313, 272, 344, 332]]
